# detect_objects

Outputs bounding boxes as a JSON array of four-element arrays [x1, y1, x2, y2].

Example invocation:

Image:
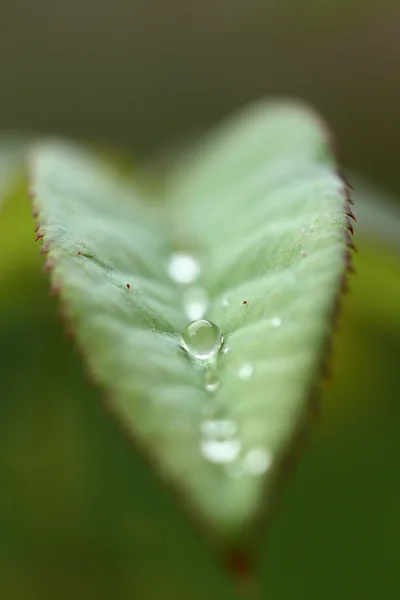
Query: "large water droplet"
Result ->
[[180, 319, 223, 360], [167, 252, 200, 284], [183, 286, 208, 321], [243, 447, 273, 476], [200, 439, 241, 464], [238, 363, 254, 380]]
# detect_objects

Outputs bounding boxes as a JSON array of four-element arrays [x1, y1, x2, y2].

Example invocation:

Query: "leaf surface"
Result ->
[[30, 102, 351, 551]]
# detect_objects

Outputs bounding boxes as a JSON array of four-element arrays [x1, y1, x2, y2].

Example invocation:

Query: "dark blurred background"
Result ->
[[1, 2, 400, 599]]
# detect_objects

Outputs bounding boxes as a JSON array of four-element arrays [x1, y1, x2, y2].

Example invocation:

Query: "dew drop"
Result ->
[[167, 252, 200, 284], [204, 371, 220, 392], [205, 380, 220, 392], [200, 439, 241, 464], [243, 448, 273, 476], [183, 287, 208, 321], [180, 319, 223, 360], [200, 418, 240, 463], [200, 420, 237, 438], [223, 346, 230, 354], [271, 317, 282, 327], [238, 363, 253, 380]]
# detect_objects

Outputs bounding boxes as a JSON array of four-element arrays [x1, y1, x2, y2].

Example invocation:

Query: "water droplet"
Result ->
[[180, 319, 223, 360], [204, 371, 220, 392], [238, 364, 253, 380], [300, 250, 307, 257], [200, 420, 237, 438], [221, 297, 229, 308], [205, 380, 220, 392], [183, 286, 208, 321], [243, 448, 273, 476], [200, 439, 241, 464], [271, 317, 282, 327], [167, 252, 200, 285], [223, 346, 230, 354]]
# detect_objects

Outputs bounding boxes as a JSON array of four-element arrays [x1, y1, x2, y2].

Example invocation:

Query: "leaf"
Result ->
[[29, 102, 352, 556]]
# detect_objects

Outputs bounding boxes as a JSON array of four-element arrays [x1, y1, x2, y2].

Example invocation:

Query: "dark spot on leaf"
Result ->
[[126, 283, 131, 290]]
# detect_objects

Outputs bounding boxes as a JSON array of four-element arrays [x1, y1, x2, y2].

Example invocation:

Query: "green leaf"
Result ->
[[29, 101, 351, 554]]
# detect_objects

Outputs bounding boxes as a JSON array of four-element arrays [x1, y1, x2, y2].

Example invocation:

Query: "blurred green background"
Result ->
[[1, 1, 400, 599]]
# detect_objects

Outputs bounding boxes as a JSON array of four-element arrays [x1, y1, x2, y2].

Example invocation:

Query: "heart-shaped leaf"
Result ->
[[29, 101, 352, 556]]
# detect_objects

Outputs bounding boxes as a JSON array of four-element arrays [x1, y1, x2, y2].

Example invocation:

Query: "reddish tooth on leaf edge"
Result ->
[[32, 209, 39, 218], [43, 258, 55, 272], [344, 229, 357, 252], [34, 223, 41, 233], [345, 251, 355, 274], [345, 208, 356, 222], [340, 274, 349, 295], [346, 220, 354, 236], [40, 244, 50, 255], [35, 233, 44, 242], [50, 283, 61, 297]]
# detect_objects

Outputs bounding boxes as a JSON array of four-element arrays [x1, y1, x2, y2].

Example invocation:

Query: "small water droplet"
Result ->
[[205, 380, 220, 392], [167, 252, 200, 285], [223, 346, 230, 354], [300, 250, 307, 257], [200, 420, 237, 438], [243, 448, 273, 476], [271, 317, 282, 327], [180, 319, 223, 360], [200, 439, 241, 464], [204, 371, 220, 392], [183, 286, 208, 321], [221, 297, 229, 308], [238, 364, 253, 380]]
